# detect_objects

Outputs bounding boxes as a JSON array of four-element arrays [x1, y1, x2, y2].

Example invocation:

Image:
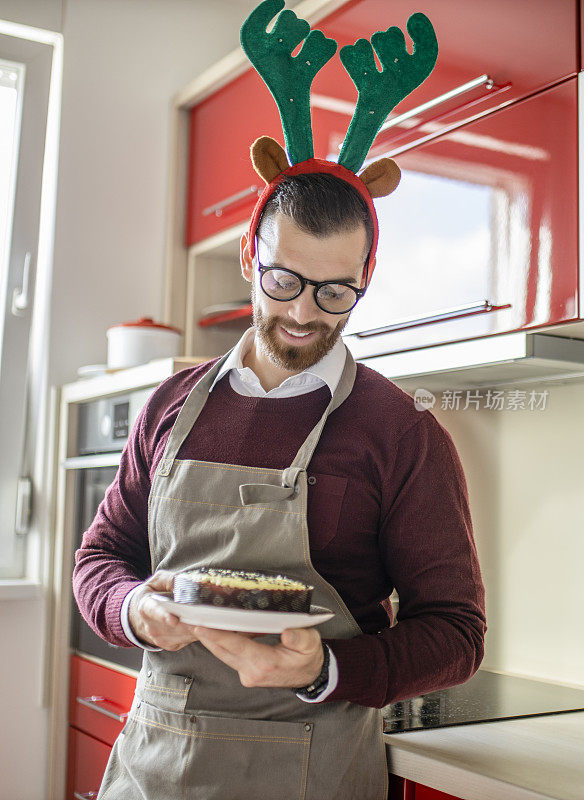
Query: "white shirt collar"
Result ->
[[208, 327, 347, 397]]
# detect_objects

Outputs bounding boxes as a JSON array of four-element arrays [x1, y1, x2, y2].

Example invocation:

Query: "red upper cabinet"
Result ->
[[185, 70, 282, 245], [345, 78, 579, 356], [314, 0, 578, 158], [185, 0, 578, 248]]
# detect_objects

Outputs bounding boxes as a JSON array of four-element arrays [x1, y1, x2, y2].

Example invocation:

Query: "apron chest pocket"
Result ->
[[307, 474, 348, 550]]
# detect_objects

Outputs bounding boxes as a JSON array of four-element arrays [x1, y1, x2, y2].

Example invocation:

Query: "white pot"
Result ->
[[107, 317, 182, 369]]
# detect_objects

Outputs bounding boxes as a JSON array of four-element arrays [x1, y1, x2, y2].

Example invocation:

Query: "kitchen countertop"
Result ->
[[384, 710, 584, 800]]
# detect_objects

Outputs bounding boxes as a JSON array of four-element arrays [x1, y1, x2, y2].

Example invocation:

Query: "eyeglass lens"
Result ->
[[260, 268, 358, 313]]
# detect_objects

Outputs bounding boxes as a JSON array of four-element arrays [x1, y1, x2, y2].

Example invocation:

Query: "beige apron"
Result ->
[[98, 348, 388, 800]]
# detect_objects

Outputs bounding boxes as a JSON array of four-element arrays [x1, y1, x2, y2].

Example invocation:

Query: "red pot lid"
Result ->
[[108, 317, 182, 335]]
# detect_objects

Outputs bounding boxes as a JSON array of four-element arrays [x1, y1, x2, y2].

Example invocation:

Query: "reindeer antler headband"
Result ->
[[241, 0, 438, 283]]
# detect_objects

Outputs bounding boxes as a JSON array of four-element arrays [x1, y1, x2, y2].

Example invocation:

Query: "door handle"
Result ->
[[11, 251, 32, 316], [354, 300, 511, 337], [74, 793, 98, 800], [76, 695, 129, 723]]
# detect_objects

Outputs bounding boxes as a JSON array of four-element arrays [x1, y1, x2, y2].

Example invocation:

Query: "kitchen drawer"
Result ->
[[344, 78, 578, 358], [69, 654, 137, 746], [66, 726, 111, 800]]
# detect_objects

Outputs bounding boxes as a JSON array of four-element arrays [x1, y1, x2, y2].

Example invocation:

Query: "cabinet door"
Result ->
[[313, 0, 577, 158], [66, 727, 111, 800], [185, 0, 577, 247], [185, 69, 282, 245], [69, 654, 137, 746], [344, 78, 578, 358]]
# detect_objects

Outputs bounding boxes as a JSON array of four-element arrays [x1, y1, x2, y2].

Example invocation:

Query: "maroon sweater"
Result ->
[[73, 359, 486, 708]]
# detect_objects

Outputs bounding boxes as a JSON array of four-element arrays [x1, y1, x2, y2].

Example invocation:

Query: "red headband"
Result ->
[[247, 158, 379, 286]]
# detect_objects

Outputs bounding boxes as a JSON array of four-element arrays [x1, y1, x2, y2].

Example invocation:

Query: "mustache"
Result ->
[[269, 319, 329, 335]]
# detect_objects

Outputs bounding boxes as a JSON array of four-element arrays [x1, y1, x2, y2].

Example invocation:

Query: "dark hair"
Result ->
[[259, 173, 374, 255]]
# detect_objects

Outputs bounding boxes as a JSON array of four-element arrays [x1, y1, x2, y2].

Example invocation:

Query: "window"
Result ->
[[0, 22, 62, 578]]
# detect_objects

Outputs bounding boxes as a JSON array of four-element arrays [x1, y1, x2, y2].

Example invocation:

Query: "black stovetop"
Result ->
[[382, 669, 584, 734]]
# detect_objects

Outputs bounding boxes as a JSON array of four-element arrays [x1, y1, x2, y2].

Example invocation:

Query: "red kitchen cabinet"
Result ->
[[69, 654, 137, 746], [66, 727, 112, 800], [185, 0, 577, 247], [313, 0, 578, 158], [185, 69, 282, 245], [345, 78, 579, 357], [388, 775, 464, 800], [388, 774, 416, 798], [66, 655, 137, 798]]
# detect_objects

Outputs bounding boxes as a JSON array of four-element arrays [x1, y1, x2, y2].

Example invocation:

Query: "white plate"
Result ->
[[150, 594, 334, 634]]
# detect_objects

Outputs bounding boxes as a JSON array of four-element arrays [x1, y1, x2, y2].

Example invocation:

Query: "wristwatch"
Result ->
[[293, 643, 330, 699]]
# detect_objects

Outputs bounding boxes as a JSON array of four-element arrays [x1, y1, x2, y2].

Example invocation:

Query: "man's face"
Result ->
[[242, 212, 369, 372]]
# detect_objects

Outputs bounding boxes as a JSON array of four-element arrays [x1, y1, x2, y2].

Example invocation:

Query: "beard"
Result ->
[[251, 282, 348, 371]]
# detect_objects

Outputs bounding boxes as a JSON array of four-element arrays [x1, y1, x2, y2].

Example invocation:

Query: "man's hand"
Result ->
[[128, 571, 201, 651], [194, 625, 325, 688]]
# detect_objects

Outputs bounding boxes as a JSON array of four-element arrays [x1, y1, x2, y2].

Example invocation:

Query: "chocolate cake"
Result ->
[[173, 567, 313, 613]]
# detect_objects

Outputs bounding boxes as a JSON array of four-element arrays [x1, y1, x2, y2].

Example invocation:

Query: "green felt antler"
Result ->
[[240, 0, 337, 165], [338, 12, 438, 173]]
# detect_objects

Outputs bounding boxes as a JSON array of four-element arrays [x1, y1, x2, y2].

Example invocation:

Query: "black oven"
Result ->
[[69, 390, 151, 671]]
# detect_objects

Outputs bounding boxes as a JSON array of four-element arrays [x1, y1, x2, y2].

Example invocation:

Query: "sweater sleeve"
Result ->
[[322, 410, 487, 708], [72, 401, 153, 647]]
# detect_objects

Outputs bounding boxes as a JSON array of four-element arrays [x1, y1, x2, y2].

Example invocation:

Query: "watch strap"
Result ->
[[293, 642, 330, 699]]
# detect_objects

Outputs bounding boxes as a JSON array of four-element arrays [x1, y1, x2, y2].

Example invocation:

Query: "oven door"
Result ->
[[70, 461, 143, 671]]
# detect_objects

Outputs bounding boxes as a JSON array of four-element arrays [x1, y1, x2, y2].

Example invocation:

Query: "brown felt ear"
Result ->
[[359, 157, 401, 198], [250, 136, 290, 184]]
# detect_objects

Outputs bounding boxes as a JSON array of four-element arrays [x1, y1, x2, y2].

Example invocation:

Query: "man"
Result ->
[[74, 172, 486, 800]]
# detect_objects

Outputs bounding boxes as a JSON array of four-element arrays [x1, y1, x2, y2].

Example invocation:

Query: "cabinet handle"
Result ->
[[203, 185, 261, 217], [354, 300, 511, 337], [76, 695, 129, 723], [74, 793, 98, 800], [379, 73, 499, 134]]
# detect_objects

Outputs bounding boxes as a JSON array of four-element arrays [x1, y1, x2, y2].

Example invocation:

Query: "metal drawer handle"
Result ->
[[76, 695, 129, 723], [74, 793, 98, 800], [203, 185, 261, 217], [379, 73, 497, 133], [354, 299, 511, 337]]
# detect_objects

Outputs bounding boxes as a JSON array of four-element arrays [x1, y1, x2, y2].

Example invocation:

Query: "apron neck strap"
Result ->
[[288, 348, 356, 475], [238, 349, 357, 504], [157, 350, 233, 477], [157, 344, 357, 481]]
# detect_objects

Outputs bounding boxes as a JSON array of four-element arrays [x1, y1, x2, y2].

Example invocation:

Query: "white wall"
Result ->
[[433, 379, 584, 689], [0, 2, 271, 798]]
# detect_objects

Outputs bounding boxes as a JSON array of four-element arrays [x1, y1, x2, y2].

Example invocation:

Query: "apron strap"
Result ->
[[157, 350, 233, 477], [239, 466, 302, 505], [239, 351, 357, 506]]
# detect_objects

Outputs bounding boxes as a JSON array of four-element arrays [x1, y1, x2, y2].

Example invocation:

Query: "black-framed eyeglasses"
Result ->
[[254, 235, 369, 315]]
